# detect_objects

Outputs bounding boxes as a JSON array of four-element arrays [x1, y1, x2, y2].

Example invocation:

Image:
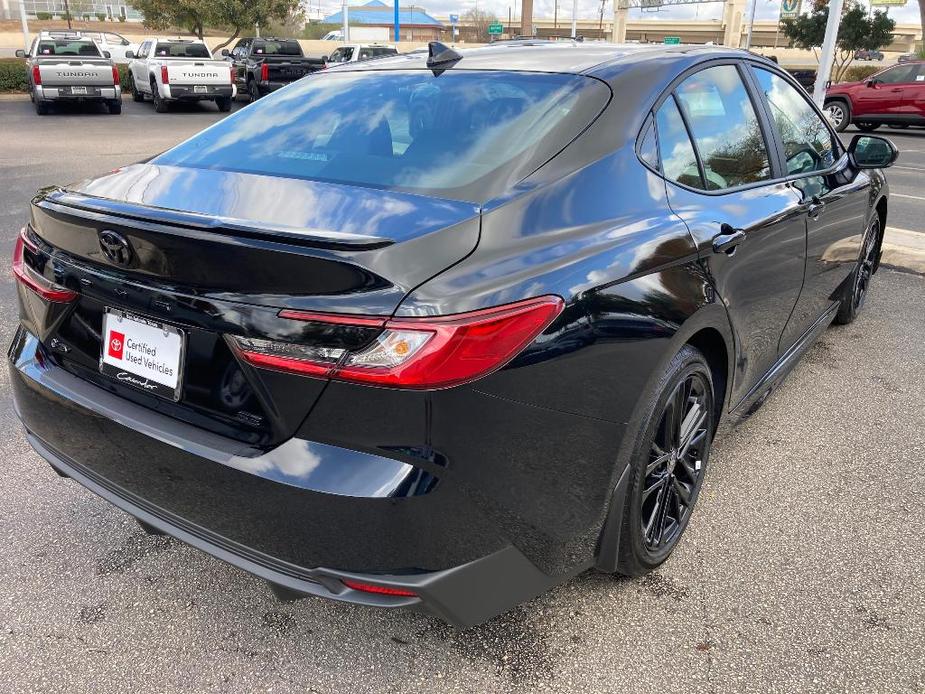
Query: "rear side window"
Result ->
[[675, 65, 771, 190], [638, 116, 659, 171], [753, 67, 837, 175], [655, 96, 702, 188], [154, 70, 610, 202], [154, 42, 211, 58]]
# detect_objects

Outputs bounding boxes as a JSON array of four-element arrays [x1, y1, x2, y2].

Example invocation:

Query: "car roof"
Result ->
[[342, 40, 761, 75]]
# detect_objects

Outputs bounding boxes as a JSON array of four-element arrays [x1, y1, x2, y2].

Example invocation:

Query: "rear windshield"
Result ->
[[37, 40, 101, 57], [154, 42, 211, 58], [253, 40, 302, 56], [154, 70, 610, 201]]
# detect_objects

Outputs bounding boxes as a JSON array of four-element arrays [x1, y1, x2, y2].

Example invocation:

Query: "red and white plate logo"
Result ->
[[108, 331, 124, 360]]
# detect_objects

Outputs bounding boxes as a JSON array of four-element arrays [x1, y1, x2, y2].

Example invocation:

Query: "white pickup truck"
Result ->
[[16, 31, 122, 115], [127, 38, 235, 113]]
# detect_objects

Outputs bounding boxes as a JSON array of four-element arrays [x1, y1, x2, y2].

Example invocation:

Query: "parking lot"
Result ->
[[0, 97, 924, 693]]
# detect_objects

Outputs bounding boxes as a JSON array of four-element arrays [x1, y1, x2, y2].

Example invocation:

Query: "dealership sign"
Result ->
[[780, 0, 801, 19], [869, 0, 907, 6]]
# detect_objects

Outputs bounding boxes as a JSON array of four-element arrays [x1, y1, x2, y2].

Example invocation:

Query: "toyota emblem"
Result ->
[[98, 229, 133, 266]]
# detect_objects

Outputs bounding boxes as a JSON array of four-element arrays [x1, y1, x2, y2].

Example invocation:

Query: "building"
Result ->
[[323, 0, 445, 42], [16, 1, 142, 21]]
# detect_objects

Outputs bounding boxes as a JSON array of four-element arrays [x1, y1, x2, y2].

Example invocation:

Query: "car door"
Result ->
[[231, 39, 249, 88], [899, 63, 925, 119], [750, 65, 871, 353], [852, 64, 919, 117], [131, 40, 149, 88], [657, 63, 807, 407]]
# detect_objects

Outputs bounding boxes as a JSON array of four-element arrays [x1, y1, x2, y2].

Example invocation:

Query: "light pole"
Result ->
[[744, 0, 757, 49], [813, 0, 845, 106], [571, 0, 577, 38]]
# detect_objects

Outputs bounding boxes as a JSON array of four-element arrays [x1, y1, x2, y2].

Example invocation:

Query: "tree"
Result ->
[[462, 8, 499, 37], [135, 0, 302, 48], [782, 0, 895, 83]]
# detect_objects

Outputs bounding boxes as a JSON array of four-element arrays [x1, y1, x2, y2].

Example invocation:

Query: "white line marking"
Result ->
[[892, 165, 925, 172], [891, 193, 925, 202]]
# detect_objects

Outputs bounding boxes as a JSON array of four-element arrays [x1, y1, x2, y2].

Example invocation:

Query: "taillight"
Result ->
[[32, 65, 41, 85], [112, 65, 119, 85], [12, 228, 78, 303], [260, 62, 269, 81], [160, 65, 169, 84], [341, 579, 417, 597], [228, 296, 564, 389]]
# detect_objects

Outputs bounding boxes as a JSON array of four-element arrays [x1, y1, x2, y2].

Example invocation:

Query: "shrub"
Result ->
[[96, 13, 107, 21], [35, 11, 51, 20], [117, 64, 132, 91], [0, 59, 29, 93], [118, 15, 126, 22], [841, 65, 882, 83]]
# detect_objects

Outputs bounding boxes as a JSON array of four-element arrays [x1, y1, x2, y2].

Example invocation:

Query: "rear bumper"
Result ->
[[9, 328, 570, 627], [36, 85, 119, 102], [164, 84, 234, 101]]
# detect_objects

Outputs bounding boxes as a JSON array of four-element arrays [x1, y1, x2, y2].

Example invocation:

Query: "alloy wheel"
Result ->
[[641, 372, 711, 551], [854, 220, 879, 311], [825, 103, 846, 130]]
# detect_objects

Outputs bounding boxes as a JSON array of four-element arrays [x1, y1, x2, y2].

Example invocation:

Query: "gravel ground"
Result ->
[[1, 99, 924, 694]]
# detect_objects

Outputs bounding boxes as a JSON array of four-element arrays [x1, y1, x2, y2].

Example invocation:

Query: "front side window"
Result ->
[[675, 65, 771, 190], [655, 96, 702, 188], [753, 67, 837, 175], [153, 70, 610, 201], [875, 65, 918, 84]]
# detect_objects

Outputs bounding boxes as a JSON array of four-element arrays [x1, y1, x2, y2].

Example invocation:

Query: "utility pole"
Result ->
[[19, 0, 30, 52], [343, 0, 350, 41], [813, 0, 844, 106], [744, 0, 756, 49], [394, 0, 399, 42], [571, 0, 577, 38], [521, 0, 532, 36], [64, 0, 71, 29], [554, 0, 558, 29]]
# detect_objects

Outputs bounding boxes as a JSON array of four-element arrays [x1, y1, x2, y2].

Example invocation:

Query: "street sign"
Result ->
[[663, 36, 681, 45], [488, 22, 503, 35], [449, 13, 459, 24], [780, 0, 801, 18], [869, 0, 906, 5]]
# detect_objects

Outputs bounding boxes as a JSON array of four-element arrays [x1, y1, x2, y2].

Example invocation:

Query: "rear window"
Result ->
[[154, 70, 610, 202], [37, 40, 101, 57], [253, 40, 302, 56], [154, 42, 211, 58]]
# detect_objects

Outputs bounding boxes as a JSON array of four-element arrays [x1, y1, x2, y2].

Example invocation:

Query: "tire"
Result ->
[[835, 217, 880, 325], [129, 74, 143, 102], [857, 122, 881, 132], [824, 100, 850, 133], [152, 82, 169, 113], [248, 79, 260, 102], [107, 100, 122, 115], [34, 99, 49, 115], [216, 96, 232, 112], [613, 345, 716, 577]]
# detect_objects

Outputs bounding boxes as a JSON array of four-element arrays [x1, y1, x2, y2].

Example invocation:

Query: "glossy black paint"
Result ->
[[10, 44, 888, 626]]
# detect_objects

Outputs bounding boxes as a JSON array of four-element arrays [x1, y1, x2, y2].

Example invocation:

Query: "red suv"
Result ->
[[825, 61, 925, 132]]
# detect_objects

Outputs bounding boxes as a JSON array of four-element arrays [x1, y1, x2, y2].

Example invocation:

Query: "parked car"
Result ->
[[75, 30, 138, 64], [15, 31, 121, 115], [126, 38, 235, 112], [10, 43, 897, 628], [825, 61, 925, 132], [326, 43, 398, 64], [854, 49, 884, 61], [221, 37, 326, 102]]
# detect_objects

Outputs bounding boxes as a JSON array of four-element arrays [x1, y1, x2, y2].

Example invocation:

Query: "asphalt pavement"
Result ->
[[1, 98, 924, 694]]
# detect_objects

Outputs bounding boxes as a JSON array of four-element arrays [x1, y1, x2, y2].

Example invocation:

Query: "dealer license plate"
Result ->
[[100, 308, 185, 400]]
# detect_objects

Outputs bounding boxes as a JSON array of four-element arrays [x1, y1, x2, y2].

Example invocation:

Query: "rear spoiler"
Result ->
[[35, 188, 394, 251]]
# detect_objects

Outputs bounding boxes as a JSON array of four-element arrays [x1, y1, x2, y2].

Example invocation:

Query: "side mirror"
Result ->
[[865, 78, 879, 88], [103, 50, 111, 58], [15, 49, 25, 58], [321, 55, 329, 62], [221, 48, 230, 57], [849, 134, 898, 170], [122, 39, 130, 46], [125, 50, 134, 59]]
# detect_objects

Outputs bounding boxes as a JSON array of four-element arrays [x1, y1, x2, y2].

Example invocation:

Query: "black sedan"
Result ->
[[9, 41, 897, 627]]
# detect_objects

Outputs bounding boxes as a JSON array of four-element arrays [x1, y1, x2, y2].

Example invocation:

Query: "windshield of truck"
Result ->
[[36, 39, 101, 57], [154, 42, 211, 58], [154, 69, 610, 202]]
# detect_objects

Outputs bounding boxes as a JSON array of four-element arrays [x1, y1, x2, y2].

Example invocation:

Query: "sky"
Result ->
[[313, 0, 922, 25]]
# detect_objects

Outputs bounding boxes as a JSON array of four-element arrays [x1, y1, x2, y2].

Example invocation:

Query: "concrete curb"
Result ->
[[0, 92, 29, 101], [881, 227, 925, 275]]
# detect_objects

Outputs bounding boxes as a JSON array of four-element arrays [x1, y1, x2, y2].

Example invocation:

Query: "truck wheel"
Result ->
[[824, 100, 849, 133], [107, 100, 122, 115], [248, 79, 260, 102], [34, 99, 49, 115], [152, 81, 169, 113], [216, 96, 232, 112], [129, 74, 143, 102]]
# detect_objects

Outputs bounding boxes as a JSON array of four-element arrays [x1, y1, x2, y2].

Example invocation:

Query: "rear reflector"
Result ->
[[160, 65, 169, 85], [341, 579, 417, 598], [229, 296, 564, 389], [12, 228, 78, 303]]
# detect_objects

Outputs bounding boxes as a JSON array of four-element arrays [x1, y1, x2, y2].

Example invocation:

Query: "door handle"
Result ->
[[808, 194, 825, 219], [712, 225, 746, 255]]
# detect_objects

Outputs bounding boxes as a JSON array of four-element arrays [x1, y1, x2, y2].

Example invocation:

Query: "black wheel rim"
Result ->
[[854, 222, 879, 310], [641, 373, 711, 551]]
